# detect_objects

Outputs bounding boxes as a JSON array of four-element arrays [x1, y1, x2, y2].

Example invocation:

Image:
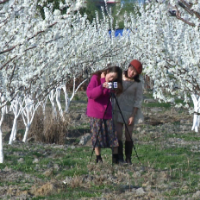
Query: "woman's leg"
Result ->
[[95, 147, 101, 155], [90, 118, 103, 163], [104, 119, 120, 164], [116, 122, 123, 140], [95, 147, 102, 163], [125, 124, 134, 164], [125, 124, 134, 141], [115, 122, 124, 162]]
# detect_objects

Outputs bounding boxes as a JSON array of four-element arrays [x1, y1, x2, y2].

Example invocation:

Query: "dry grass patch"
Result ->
[[70, 176, 84, 188], [30, 181, 62, 197], [29, 108, 70, 144]]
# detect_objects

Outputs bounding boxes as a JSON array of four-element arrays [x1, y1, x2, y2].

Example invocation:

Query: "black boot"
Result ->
[[118, 140, 125, 163], [96, 155, 103, 163], [112, 154, 119, 164], [125, 141, 133, 164]]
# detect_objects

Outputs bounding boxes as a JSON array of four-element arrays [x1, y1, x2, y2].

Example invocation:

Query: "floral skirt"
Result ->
[[90, 118, 118, 148]]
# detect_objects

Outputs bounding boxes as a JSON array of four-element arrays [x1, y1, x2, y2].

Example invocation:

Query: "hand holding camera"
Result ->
[[102, 82, 118, 89], [108, 82, 118, 89]]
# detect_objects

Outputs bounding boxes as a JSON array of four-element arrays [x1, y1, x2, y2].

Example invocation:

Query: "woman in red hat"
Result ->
[[114, 60, 144, 164]]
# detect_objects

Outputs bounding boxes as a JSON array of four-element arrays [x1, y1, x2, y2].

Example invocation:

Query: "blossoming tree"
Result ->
[[0, 0, 134, 162], [124, 0, 200, 131], [1, 0, 200, 164]]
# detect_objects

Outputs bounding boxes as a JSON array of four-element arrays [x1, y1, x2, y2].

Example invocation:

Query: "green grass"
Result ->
[[142, 97, 193, 108], [71, 91, 88, 102], [3, 138, 200, 199], [178, 132, 200, 141], [165, 132, 200, 141], [1, 92, 199, 199], [144, 91, 154, 99], [69, 104, 87, 110], [41, 188, 101, 200], [175, 99, 193, 107], [143, 102, 171, 108], [135, 145, 192, 169]]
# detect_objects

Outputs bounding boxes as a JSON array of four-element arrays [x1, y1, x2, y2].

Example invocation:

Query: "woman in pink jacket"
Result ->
[[86, 66, 122, 164]]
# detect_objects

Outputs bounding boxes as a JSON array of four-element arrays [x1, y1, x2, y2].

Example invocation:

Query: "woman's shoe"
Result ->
[[96, 155, 103, 163], [112, 154, 119, 164], [125, 141, 133, 164]]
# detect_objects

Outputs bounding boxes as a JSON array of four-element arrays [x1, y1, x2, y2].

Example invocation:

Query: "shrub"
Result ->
[[29, 108, 70, 144]]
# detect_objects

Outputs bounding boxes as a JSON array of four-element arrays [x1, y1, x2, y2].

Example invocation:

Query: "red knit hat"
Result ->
[[130, 60, 142, 74]]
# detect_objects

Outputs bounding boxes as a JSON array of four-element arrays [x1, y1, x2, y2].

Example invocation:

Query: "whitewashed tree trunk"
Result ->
[[0, 128, 3, 163], [9, 118, 18, 145], [42, 97, 48, 116], [49, 78, 88, 118], [191, 94, 200, 132], [49, 90, 57, 118], [0, 96, 7, 163], [9, 97, 23, 145], [65, 77, 88, 113], [22, 97, 40, 143], [56, 86, 64, 120], [62, 84, 70, 113]]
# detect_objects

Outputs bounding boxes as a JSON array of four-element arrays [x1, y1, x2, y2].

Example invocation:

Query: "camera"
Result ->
[[108, 82, 118, 89]]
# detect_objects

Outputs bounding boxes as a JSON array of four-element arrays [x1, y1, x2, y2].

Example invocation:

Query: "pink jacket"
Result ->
[[86, 74, 112, 119]]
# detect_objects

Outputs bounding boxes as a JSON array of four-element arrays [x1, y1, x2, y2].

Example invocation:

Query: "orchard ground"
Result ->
[[1, 90, 200, 200]]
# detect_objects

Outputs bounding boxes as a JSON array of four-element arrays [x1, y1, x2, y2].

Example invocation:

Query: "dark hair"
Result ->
[[124, 65, 141, 82], [92, 66, 123, 95]]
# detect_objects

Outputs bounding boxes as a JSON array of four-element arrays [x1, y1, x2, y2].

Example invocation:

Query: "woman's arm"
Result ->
[[131, 107, 138, 117], [127, 107, 138, 126], [128, 82, 143, 125], [133, 82, 143, 108], [86, 75, 110, 99]]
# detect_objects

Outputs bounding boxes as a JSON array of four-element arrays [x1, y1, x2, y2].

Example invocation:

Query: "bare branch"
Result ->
[[0, 55, 17, 70], [0, 46, 16, 55], [179, 0, 193, 9], [192, 10, 200, 20], [0, 22, 58, 56], [0, 0, 9, 4], [175, 5, 195, 27], [27, 22, 57, 41]]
